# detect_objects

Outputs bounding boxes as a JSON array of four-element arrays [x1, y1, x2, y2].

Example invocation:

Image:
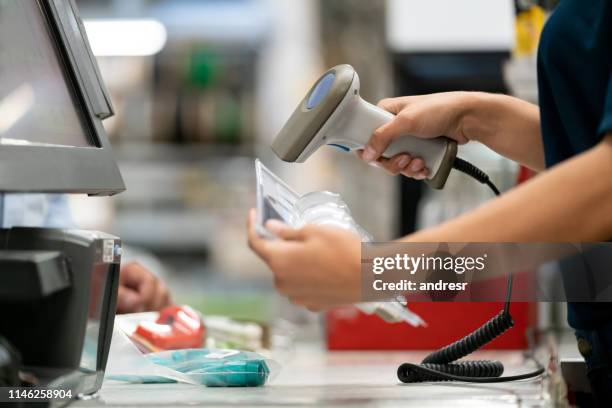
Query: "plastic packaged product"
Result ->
[[146, 349, 272, 387], [108, 344, 276, 386], [132, 305, 205, 353], [255, 159, 426, 327], [106, 314, 278, 386], [255, 159, 370, 239]]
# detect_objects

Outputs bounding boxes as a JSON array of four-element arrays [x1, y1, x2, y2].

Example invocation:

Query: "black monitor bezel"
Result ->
[[0, 0, 125, 196]]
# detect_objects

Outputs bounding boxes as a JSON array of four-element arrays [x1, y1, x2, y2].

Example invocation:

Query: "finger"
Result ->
[[247, 209, 271, 260], [151, 282, 171, 311], [362, 117, 411, 162], [120, 262, 149, 290], [376, 97, 414, 114], [409, 168, 430, 180], [358, 150, 384, 169], [407, 157, 426, 173], [306, 305, 322, 313], [395, 157, 426, 177], [265, 219, 303, 240], [116, 286, 144, 313], [162, 288, 172, 308], [134, 272, 157, 311], [374, 154, 412, 175]]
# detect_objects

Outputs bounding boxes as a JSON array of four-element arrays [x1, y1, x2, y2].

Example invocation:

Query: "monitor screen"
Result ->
[[0, 1, 93, 147]]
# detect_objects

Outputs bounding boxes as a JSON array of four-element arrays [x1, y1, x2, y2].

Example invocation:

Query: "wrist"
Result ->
[[458, 92, 498, 144]]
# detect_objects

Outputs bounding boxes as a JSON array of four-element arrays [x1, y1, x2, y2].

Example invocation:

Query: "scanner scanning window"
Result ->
[[0, 1, 93, 147]]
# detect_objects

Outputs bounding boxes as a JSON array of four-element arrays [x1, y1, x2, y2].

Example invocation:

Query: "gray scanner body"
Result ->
[[271, 64, 457, 189]]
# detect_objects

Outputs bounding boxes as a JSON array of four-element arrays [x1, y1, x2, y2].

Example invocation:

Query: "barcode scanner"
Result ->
[[271, 64, 457, 188]]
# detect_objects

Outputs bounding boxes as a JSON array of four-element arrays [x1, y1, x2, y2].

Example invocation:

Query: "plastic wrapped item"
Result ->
[[204, 316, 264, 351], [356, 296, 427, 327], [255, 159, 370, 239], [132, 305, 205, 353], [147, 349, 272, 387], [255, 159, 426, 327], [106, 315, 278, 387], [255, 159, 301, 239], [295, 191, 373, 240]]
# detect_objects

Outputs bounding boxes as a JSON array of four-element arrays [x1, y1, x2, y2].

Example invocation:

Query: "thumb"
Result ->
[[362, 115, 411, 162], [265, 219, 303, 240]]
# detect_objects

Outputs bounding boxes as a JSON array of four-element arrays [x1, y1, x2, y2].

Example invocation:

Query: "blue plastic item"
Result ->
[[146, 348, 271, 387]]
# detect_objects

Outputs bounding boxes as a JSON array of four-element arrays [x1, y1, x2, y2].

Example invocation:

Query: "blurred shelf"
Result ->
[[112, 141, 255, 162], [150, 0, 270, 47], [77, 0, 271, 48], [110, 142, 256, 254], [115, 209, 215, 253]]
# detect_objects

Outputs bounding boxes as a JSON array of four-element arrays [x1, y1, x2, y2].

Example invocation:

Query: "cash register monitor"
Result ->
[[0, 0, 124, 195]]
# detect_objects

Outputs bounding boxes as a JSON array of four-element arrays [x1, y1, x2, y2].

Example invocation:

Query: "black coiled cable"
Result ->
[[421, 311, 514, 365], [452, 157, 501, 195], [398, 312, 513, 383], [397, 157, 545, 384]]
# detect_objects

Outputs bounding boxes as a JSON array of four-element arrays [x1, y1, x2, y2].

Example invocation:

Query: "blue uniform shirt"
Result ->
[[537, 0, 612, 329], [0, 194, 74, 228]]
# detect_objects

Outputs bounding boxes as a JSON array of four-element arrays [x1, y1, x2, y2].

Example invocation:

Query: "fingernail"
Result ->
[[398, 156, 410, 169], [410, 161, 422, 172], [362, 146, 377, 162], [416, 169, 429, 180]]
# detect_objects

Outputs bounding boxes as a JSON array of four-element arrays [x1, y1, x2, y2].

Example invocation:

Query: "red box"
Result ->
[[328, 167, 539, 350], [326, 302, 537, 350]]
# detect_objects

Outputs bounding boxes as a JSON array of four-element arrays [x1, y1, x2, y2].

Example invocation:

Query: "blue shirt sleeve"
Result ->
[[1, 194, 75, 228], [43, 194, 76, 228], [598, 72, 612, 137]]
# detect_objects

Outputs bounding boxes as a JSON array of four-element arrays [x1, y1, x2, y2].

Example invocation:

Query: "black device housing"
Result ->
[[0, 228, 121, 405]]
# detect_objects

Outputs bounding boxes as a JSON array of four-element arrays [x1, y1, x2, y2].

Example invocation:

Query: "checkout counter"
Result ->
[[73, 332, 550, 407]]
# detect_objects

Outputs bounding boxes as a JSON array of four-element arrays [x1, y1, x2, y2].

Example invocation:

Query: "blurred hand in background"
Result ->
[[117, 262, 172, 314]]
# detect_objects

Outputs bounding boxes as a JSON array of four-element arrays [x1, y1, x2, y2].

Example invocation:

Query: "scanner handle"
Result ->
[[383, 131, 457, 189], [334, 99, 457, 189]]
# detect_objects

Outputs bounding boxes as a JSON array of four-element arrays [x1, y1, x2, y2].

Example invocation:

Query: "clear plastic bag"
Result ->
[[146, 349, 274, 387], [255, 159, 426, 327], [105, 314, 279, 387], [255, 159, 371, 239]]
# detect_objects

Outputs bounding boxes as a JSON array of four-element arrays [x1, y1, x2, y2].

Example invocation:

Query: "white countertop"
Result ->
[[74, 343, 550, 407]]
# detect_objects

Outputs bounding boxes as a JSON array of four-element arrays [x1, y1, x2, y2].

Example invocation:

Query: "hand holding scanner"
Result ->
[[271, 64, 457, 189]]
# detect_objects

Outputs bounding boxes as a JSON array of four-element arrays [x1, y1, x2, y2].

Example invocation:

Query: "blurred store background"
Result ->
[[70, 0, 564, 341]]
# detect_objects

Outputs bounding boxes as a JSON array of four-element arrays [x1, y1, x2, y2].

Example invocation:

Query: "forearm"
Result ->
[[404, 134, 612, 242], [460, 92, 545, 171]]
